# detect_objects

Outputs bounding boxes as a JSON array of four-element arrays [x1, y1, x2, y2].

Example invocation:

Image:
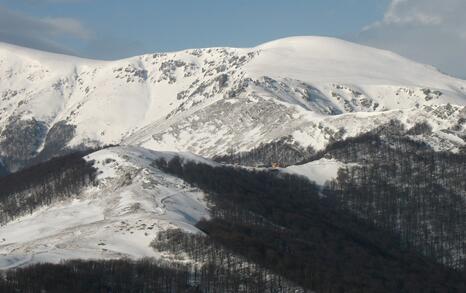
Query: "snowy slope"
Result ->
[[252, 37, 465, 87], [0, 37, 465, 171], [282, 158, 347, 186], [0, 146, 210, 269]]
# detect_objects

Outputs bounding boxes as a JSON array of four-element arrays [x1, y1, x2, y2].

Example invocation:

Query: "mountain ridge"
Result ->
[[0, 36, 465, 172]]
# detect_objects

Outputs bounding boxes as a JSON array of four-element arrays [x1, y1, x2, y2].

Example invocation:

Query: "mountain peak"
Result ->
[[257, 35, 354, 48], [0, 36, 465, 173], [250, 36, 465, 89]]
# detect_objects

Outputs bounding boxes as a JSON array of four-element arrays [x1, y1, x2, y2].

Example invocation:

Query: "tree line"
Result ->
[[0, 254, 304, 292], [213, 136, 316, 167], [319, 120, 466, 269], [154, 156, 466, 292], [152, 229, 305, 292], [0, 150, 98, 225], [0, 259, 198, 293]]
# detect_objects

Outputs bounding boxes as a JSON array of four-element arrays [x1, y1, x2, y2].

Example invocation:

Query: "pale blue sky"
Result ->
[[1, 0, 389, 58], [1, 0, 465, 78]]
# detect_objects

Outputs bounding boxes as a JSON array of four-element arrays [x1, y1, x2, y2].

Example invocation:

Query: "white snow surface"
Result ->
[[0, 146, 210, 269], [253, 37, 464, 88], [0, 36, 465, 159], [282, 158, 346, 186]]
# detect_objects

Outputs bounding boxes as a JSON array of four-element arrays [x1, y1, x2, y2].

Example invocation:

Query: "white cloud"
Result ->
[[380, 0, 465, 28], [383, 0, 443, 25], [0, 5, 91, 55], [41, 17, 91, 39], [0, 5, 141, 60], [356, 0, 466, 78]]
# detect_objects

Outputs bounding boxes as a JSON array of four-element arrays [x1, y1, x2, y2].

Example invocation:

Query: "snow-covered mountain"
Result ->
[[0, 36, 465, 172], [0, 146, 210, 269], [1, 37, 465, 290]]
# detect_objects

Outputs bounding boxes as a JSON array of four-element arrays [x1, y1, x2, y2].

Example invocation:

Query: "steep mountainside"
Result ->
[[0, 36, 465, 171]]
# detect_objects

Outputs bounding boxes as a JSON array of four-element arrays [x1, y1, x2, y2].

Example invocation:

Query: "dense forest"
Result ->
[[0, 259, 210, 293], [215, 119, 466, 270], [153, 229, 305, 292], [0, 151, 97, 224], [0, 252, 304, 293], [213, 135, 317, 167], [153, 157, 466, 292], [318, 120, 466, 269]]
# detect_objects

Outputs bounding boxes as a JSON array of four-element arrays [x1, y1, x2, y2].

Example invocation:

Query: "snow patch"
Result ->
[[282, 158, 346, 185]]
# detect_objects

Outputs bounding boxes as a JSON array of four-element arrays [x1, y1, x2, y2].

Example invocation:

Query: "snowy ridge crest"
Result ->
[[0, 36, 465, 171]]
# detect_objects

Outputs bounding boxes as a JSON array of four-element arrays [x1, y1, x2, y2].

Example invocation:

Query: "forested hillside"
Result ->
[[152, 157, 466, 292], [0, 147, 465, 292], [0, 151, 97, 224], [316, 120, 466, 269]]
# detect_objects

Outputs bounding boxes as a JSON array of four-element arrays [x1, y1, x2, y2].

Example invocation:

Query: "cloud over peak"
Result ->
[[0, 5, 90, 55], [357, 0, 466, 79]]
